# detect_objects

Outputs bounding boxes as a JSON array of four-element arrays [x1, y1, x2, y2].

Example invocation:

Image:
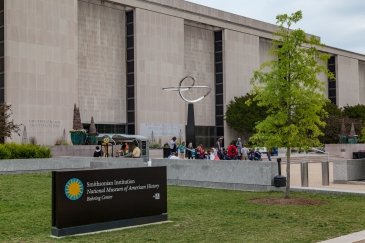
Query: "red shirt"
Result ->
[[227, 144, 238, 158]]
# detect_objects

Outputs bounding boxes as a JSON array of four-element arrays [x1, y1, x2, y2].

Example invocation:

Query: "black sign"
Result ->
[[52, 166, 167, 235]]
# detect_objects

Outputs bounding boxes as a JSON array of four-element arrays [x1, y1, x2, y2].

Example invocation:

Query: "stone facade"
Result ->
[[78, 0, 126, 124], [135, 8, 185, 141], [5, 0, 78, 145], [184, 24, 215, 126], [337, 55, 360, 106], [359, 61, 365, 104]]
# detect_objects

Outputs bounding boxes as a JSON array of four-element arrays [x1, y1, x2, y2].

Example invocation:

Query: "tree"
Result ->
[[319, 101, 343, 144], [0, 103, 21, 142], [249, 11, 333, 198], [225, 93, 267, 142], [343, 104, 365, 123]]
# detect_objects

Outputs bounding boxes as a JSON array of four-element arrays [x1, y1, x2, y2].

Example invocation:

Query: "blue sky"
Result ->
[[187, 0, 365, 55]]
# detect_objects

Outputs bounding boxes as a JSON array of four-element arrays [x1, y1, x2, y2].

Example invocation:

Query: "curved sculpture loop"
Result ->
[[162, 76, 211, 103]]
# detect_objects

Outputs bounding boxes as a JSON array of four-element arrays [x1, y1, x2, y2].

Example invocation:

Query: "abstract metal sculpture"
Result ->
[[163, 76, 211, 146], [162, 76, 211, 103]]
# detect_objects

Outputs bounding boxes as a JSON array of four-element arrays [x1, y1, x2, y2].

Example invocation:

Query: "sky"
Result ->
[[187, 0, 365, 55]]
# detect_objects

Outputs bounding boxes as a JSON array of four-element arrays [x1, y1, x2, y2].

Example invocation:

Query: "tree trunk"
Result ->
[[285, 147, 291, 198]]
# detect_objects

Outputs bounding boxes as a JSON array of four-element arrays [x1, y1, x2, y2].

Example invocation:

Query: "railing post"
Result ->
[[301, 161, 308, 187], [322, 161, 329, 186]]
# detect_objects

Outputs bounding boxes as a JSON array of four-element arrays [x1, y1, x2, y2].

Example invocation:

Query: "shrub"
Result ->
[[0, 146, 11, 159], [0, 143, 52, 159], [149, 143, 161, 149]]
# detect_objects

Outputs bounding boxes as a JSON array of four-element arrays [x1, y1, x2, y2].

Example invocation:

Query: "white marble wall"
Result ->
[[5, 0, 78, 145], [135, 9, 185, 142], [78, 1, 126, 125], [259, 37, 273, 65], [224, 29, 260, 144], [184, 24, 215, 126], [359, 61, 365, 104], [337, 55, 360, 106]]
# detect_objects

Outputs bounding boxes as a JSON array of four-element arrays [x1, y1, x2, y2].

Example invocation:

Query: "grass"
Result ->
[[1, 173, 365, 242]]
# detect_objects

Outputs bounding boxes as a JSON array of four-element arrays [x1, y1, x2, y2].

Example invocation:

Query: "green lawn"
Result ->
[[1, 173, 365, 242]]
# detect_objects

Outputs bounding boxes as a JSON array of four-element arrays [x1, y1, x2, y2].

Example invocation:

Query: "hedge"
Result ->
[[0, 143, 52, 159]]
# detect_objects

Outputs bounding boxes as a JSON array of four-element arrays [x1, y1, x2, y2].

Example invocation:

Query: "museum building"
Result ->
[[1, 0, 365, 145]]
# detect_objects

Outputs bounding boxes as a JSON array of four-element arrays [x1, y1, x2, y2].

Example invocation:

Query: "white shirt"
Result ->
[[241, 147, 249, 156], [168, 140, 176, 149]]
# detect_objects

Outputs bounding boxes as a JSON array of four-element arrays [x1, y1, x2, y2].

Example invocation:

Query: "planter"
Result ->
[[70, 132, 87, 145], [87, 135, 97, 145]]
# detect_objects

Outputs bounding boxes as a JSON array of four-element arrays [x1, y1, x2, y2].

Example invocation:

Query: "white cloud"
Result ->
[[186, 0, 365, 54]]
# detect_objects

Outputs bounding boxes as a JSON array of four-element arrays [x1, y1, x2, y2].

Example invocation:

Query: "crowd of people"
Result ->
[[166, 136, 270, 161], [93, 140, 141, 158]]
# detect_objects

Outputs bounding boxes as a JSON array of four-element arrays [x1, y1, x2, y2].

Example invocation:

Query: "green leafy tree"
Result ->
[[343, 104, 365, 123], [319, 102, 343, 144], [250, 11, 333, 198], [0, 103, 21, 142], [360, 127, 365, 143], [225, 93, 267, 142]]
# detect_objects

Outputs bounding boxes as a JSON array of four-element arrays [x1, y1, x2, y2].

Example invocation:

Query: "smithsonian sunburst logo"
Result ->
[[64, 178, 84, 200]]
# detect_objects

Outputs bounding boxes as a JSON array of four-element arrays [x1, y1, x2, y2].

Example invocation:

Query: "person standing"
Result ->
[[168, 137, 177, 155], [241, 145, 249, 160], [227, 142, 238, 160], [236, 138, 243, 158], [178, 141, 186, 159], [186, 142, 194, 159], [215, 137, 223, 154]]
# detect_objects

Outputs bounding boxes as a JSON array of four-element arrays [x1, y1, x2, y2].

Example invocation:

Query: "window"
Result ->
[[214, 31, 224, 139], [126, 11, 135, 134], [328, 56, 336, 104]]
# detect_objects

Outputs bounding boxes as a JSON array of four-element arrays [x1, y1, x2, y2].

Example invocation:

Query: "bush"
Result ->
[[0, 143, 51, 159], [149, 143, 161, 149], [0, 146, 11, 159]]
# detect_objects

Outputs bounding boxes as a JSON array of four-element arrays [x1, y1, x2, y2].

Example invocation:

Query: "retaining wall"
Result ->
[[0, 158, 278, 191], [333, 159, 365, 183]]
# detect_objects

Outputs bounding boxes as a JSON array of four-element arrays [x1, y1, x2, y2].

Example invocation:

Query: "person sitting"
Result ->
[[254, 149, 262, 160], [248, 149, 255, 160], [132, 140, 141, 158], [168, 152, 179, 159], [93, 146, 103, 157], [117, 144, 128, 157]]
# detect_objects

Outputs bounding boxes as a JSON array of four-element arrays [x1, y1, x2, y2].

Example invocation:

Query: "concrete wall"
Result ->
[[333, 159, 365, 182], [78, 0, 126, 124], [153, 159, 277, 188], [5, 0, 78, 145], [224, 30, 259, 144], [0, 157, 91, 172], [184, 24, 215, 126], [337, 55, 360, 106], [135, 9, 185, 142], [325, 144, 365, 159], [0, 157, 278, 191]]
